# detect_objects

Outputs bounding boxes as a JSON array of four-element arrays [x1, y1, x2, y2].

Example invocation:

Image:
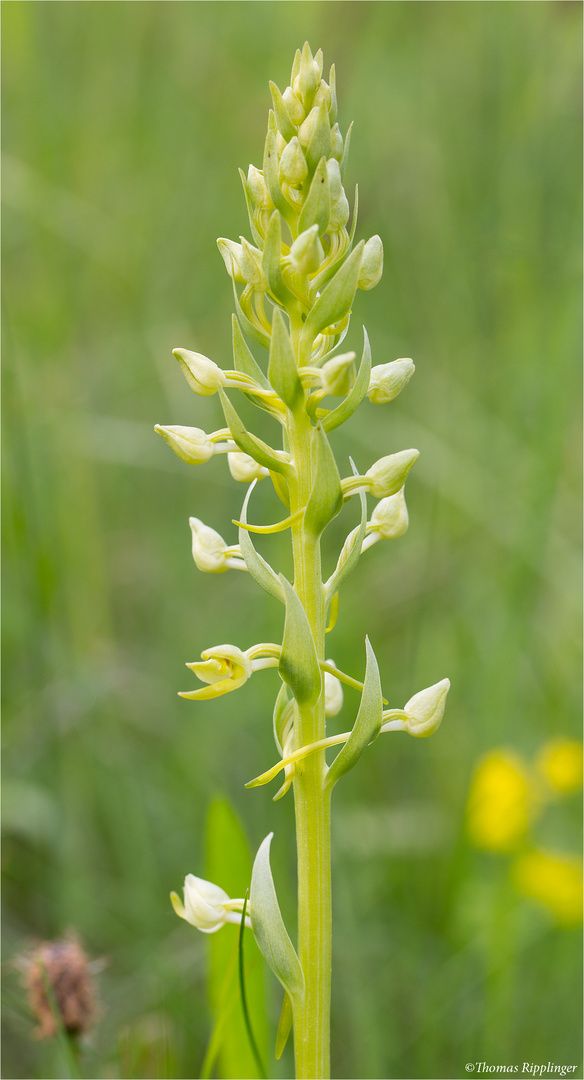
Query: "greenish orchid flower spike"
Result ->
[[156, 41, 450, 1079]]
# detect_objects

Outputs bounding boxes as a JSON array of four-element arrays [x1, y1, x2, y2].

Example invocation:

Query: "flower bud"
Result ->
[[324, 660, 343, 717], [173, 349, 226, 396], [155, 424, 215, 465], [282, 85, 305, 125], [331, 123, 343, 161], [368, 489, 409, 539], [290, 224, 325, 274], [365, 448, 419, 498], [320, 351, 356, 396], [298, 106, 320, 148], [367, 359, 415, 404], [358, 235, 384, 290], [313, 80, 332, 110], [279, 136, 309, 185], [328, 190, 350, 230], [247, 164, 273, 209], [297, 43, 320, 102], [276, 132, 287, 157], [239, 237, 266, 287], [228, 452, 268, 482], [217, 238, 246, 283], [403, 678, 450, 737], [189, 517, 238, 573], [326, 158, 342, 201]]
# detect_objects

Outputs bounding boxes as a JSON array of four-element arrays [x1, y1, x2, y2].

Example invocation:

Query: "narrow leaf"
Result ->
[[232, 315, 271, 389], [263, 212, 297, 309], [303, 424, 343, 538], [324, 484, 367, 603], [279, 576, 322, 707], [340, 120, 353, 181], [250, 834, 304, 1004], [238, 168, 264, 248], [269, 82, 296, 141], [306, 101, 332, 172], [232, 280, 271, 350], [268, 308, 303, 411], [322, 326, 372, 433], [275, 993, 294, 1060], [300, 241, 364, 359], [297, 157, 331, 237], [238, 482, 285, 605], [325, 637, 383, 790], [219, 388, 291, 476], [263, 127, 294, 226]]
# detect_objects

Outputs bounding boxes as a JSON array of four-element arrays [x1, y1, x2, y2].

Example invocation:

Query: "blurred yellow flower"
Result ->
[[467, 750, 534, 852], [513, 850, 583, 926], [536, 739, 583, 795]]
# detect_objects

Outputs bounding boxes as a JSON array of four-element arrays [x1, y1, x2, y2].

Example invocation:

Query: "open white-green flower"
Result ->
[[179, 642, 280, 701], [361, 489, 409, 553], [173, 347, 274, 400], [171, 874, 251, 933], [342, 449, 419, 500], [189, 518, 247, 573], [381, 678, 450, 737], [227, 452, 269, 483], [155, 424, 235, 465]]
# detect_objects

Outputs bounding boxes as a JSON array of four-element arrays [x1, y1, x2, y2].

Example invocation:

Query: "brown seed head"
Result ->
[[23, 939, 96, 1040]]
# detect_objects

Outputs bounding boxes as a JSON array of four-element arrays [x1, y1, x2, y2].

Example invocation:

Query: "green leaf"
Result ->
[[250, 834, 304, 1004], [303, 424, 343, 538], [325, 637, 383, 790], [238, 168, 264, 248], [300, 241, 364, 360], [306, 101, 332, 173], [232, 315, 271, 389], [279, 576, 322, 707], [219, 388, 291, 476], [275, 992, 294, 1060], [263, 212, 297, 310], [204, 799, 267, 1080], [269, 82, 296, 142], [324, 473, 367, 603], [340, 120, 353, 181], [263, 127, 294, 227], [268, 308, 303, 411], [238, 482, 285, 605], [322, 326, 372, 433], [297, 157, 331, 237], [231, 279, 271, 351]]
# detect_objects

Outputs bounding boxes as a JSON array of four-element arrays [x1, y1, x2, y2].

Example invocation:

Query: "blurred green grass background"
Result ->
[[2, 2, 581, 1078]]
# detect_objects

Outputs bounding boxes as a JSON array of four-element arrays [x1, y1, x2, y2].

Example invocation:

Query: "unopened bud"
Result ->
[[276, 132, 287, 157], [326, 158, 342, 201], [239, 237, 266, 288], [217, 238, 246, 284], [368, 489, 409, 539], [280, 136, 308, 185], [320, 351, 355, 396], [155, 424, 215, 465], [247, 164, 273, 209], [324, 660, 343, 717], [173, 349, 226, 396], [189, 518, 239, 573], [313, 80, 332, 110], [358, 235, 384, 290], [228, 452, 268, 483], [329, 190, 350, 230], [282, 86, 305, 125], [403, 679, 450, 737], [331, 123, 343, 161], [298, 106, 320, 148], [366, 448, 419, 498], [367, 359, 415, 404], [297, 43, 320, 102], [290, 224, 325, 274]]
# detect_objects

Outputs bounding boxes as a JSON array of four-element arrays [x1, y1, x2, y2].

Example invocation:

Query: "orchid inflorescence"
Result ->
[[158, 43, 450, 1078]]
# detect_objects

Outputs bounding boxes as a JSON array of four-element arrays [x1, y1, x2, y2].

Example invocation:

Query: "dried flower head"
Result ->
[[22, 938, 96, 1040]]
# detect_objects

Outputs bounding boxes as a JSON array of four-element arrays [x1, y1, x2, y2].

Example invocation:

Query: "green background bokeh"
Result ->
[[3, 2, 581, 1078]]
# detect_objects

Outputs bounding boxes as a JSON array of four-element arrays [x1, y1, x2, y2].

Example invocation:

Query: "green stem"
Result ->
[[287, 384, 331, 1079]]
